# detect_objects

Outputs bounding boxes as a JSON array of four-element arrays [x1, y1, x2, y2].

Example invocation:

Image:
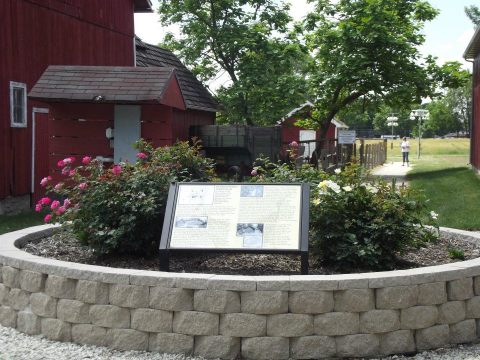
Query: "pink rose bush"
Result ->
[[37, 140, 214, 255]]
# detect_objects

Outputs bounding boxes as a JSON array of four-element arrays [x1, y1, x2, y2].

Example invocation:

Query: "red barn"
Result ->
[[279, 102, 349, 159], [1, 1, 218, 211], [464, 28, 480, 173]]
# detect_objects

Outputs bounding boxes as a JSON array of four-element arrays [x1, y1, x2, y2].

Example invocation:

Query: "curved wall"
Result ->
[[1, 225, 480, 359]]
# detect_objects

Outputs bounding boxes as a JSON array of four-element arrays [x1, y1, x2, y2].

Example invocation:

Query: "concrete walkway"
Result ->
[[371, 161, 412, 186]]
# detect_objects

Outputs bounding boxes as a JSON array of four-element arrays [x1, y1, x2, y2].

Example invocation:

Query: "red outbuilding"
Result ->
[[464, 28, 480, 173]]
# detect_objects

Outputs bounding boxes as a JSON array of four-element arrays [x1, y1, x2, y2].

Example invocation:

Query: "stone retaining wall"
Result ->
[[1, 225, 480, 359]]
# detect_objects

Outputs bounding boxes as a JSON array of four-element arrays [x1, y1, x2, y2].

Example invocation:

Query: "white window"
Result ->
[[10, 81, 27, 127]]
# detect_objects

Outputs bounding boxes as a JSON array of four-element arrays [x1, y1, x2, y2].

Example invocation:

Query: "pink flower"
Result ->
[[112, 165, 122, 175], [251, 169, 258, 176], [69, 169, 76, 177], [62, 157, 75, 165], [69, 156, 76, 163], [82, 156, 91, 165], [35, 204, 42, 212], [44, 214, 52, 223], [40, 176, 52, 187], [78, 182, 87, 190], [50, 200, 60, 210], [54, 183, 64, 191], [289, 141, 299, 148], [57, 160, 65, 168], [40, 197, 51, 205], [63, 199, 71, 208], [61, 167, 69, 176], [136, 152, 147, 159], [55, 206, 66, 215]]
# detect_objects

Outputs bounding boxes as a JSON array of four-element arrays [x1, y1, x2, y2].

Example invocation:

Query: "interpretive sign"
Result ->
[[338, 129, 356, 144], [159, 182, 310, 274]]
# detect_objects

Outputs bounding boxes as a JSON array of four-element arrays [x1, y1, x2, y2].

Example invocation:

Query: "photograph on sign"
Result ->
[[168, 184, 302, 250]]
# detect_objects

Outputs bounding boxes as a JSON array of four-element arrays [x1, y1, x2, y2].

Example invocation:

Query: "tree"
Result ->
[[465, 5, 480, 27], [158, 0, 310, 125], [296, 0, 468, 135]]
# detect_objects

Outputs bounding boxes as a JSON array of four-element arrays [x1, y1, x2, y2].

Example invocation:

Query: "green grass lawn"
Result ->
[[403, 142, 480, 230], [0, 210, 43, 235]]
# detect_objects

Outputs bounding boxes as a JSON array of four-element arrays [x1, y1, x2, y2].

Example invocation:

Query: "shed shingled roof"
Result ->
[[135, 37, 220, 113], [28, 65, 177, 103], [464, 26, 480, 60]]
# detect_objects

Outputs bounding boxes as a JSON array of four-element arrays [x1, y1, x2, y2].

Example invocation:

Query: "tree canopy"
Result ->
[[465, 5, 480, 27]]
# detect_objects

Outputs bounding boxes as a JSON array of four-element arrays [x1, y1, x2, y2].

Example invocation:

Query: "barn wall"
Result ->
[[0, 0, 136, 199], [281, 117, 337, 144], [141, 104, 174, 148], [172, 109, 216, 143]]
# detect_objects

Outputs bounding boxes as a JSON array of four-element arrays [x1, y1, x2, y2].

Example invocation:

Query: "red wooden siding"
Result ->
[[33, 112, 50, 204], [141, 104, 174, 148], [0, 0, 136, 199], [161, 76, 186, 110], [172, 109, 215, 143], [472, 54, 480, 171]]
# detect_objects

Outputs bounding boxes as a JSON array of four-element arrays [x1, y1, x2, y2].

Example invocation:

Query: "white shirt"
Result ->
[[400, 141, 410, 153]]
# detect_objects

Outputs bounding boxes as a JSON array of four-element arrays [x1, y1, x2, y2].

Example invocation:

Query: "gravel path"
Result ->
[[1, 325, 480, 359]]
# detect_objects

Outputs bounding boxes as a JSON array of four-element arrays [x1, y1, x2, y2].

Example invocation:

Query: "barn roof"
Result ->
[[135, 37, 220, 112], [134, 0, 153, 13], [29, 65, 182, 105], [464, 26, 480, 60]]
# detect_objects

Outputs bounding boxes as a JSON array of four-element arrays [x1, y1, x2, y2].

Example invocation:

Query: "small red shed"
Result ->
[[464, 28, 480, 173], [279, 101, 349, 159], [28, 65, 216, 202]]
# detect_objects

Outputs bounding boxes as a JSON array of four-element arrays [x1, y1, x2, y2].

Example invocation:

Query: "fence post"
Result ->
[[383, 139, 387, 164], [359, 139, 365, 166]]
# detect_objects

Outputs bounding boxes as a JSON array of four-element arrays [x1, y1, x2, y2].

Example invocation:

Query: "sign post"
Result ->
[[159, 182, 310, 274]]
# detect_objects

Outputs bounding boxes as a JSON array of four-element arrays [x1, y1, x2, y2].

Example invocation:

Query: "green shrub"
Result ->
[[448, 247, 465, 260], [37, 140, 214, 255]]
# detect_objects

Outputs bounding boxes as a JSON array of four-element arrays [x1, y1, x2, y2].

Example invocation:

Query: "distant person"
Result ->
[[400, 137, 410, 166]]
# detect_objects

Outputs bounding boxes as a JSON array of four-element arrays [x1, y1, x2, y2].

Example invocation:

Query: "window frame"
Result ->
[[10, 81, 28, 128]]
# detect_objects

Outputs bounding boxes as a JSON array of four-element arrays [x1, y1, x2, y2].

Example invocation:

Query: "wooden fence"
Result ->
[[294, 138, 387, 172]]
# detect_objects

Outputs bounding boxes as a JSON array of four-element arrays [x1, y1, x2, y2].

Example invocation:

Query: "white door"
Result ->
[[114, 105, 141, 163], [299, 130, 316, 158]]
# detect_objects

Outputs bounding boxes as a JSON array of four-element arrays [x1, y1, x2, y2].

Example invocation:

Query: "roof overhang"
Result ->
[[464, 27, 480, 60], [134, 0, 153, 13]]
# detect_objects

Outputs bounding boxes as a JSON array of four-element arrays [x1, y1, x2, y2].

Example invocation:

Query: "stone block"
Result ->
[[438, 301, 466, 324], [57, 299, 90, 324], [109, 284, 149, 308], [289, 291, 334, 314], [17, 311, 40, 335], [267, 314, 313, 337], [241, 291, 288, 314], [336, 334, 380, 358], [0, 306, 16, 328], [220, 313, 266, 337], [242, 337, 289, 360], [194, 335, 240, 359], [72, 324, 106, 346], [45, 275, 76, 299], [149, 333, 194, 354], [173, 311, 219, 336], [360, 310, 400, 333], [0, 284, 10, 305], [89, 305, 130, 328], [450, 319, 477, 344], [106, 329, 148, 351], [376, 286, 418, 309], [334, 288, 374, 312], [41, 318, 71, 341], [415, 324, 449, 350], [2, 266, 19, 288], [447, 278, 474, 301], [379, 330, 415, 355], [474, 276, 480, 296], [19, 270, 45, 293], [131, 308, 172, 333], [7, 288, 30, 310], [30, 293, 57, 317], [75, 280, 108, 304], [149, 287, 193, 311], [194, 290, 240, 313], [290, 336, 336, 359], [466, 296, 480, 318], [314, 312, 359, 336], [418, 282, 447, 305], [401, 306, 438, 329]]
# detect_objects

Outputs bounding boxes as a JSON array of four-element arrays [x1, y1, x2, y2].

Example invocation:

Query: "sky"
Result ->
[[134, 0, 476, 91]]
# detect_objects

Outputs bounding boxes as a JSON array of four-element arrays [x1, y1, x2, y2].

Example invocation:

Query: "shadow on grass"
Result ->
[[408, 167, 470, 181]]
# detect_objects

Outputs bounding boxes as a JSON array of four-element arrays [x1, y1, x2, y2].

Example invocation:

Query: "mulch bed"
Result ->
[[21, 230, 480, 275]]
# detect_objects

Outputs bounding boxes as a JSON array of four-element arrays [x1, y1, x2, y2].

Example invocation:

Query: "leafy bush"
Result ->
[[37, 140, 214, 255], [251, 150, 438, 271]]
